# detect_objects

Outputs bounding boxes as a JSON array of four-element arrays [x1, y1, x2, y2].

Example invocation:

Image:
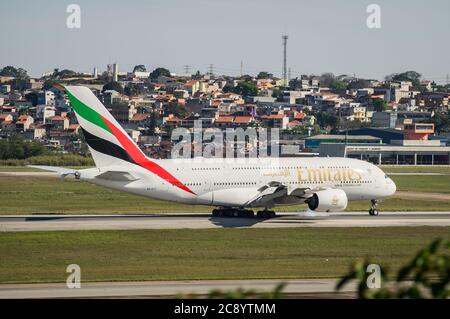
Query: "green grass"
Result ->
[[0, 166, 46, 172], [0, 227, 448, 283], [382, 165, 450, 174], [0, 176, 208, 214], [390, 175, 450, 193], [347, 197, 450, 211], [0, 175, 449, 214], [0, 166, 92, 172]]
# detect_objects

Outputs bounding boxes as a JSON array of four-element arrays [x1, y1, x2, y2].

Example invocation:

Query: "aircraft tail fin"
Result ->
[[63, 85, 195, 195], [64, 85, 145, 169]]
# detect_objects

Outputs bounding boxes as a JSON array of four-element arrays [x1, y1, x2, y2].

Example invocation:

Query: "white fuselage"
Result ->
[[77, 156, 396, 209]]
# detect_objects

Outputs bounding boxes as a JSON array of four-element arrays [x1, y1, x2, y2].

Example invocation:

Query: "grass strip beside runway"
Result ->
[[1, 175, 450, 214], [0, 227, 449, 283]]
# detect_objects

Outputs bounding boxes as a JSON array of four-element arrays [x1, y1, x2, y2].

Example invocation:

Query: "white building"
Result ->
[[37, 105, 56, 123]]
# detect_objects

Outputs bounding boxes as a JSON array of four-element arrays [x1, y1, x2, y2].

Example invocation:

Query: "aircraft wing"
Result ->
[[244, 181, 312, 207]]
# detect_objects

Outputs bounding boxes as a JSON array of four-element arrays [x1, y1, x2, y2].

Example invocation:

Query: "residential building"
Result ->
[[46, 115, 69, 130], [15, 115, 34, 131]]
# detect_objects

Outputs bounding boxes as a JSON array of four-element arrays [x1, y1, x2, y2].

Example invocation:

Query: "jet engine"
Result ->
[[305, 189, 348, 212]]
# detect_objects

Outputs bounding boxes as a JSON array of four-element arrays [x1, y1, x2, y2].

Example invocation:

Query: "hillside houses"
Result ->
[[0, 65, 448, 158]]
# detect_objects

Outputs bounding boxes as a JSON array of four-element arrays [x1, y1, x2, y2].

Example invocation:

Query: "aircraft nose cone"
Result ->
[[388, 178, 397, 196]]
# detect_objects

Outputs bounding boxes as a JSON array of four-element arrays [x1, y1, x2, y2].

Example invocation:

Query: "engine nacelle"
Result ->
[[306, 189, 348, 212]]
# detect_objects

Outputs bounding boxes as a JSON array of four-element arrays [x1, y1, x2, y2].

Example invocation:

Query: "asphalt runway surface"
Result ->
[[1, 212, 450, 231], [0, 278, 356, 299]]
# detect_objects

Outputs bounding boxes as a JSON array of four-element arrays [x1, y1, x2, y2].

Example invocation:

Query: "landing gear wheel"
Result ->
[[212, 209, 222, 217], [256, 210, 276, 219], [369, 200, 379, 216], [212, 208, 254, 218], [241, 210, 254, 218]]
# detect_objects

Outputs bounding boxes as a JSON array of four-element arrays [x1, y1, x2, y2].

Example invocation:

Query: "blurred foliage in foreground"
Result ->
[[178, 283, 286, 299], [176, 239, 449, 299], [337, 238, 450, 299]]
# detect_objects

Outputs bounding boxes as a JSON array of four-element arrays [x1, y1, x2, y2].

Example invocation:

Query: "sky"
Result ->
[[0, 0, 449, 82]]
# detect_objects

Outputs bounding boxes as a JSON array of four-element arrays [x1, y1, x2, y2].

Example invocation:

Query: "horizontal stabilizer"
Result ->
[[27, 165, 78, 178], [95, 171, 139, 182]]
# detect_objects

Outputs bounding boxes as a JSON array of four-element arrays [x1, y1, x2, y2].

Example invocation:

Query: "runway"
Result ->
[[1, 212, 450, 232], [0, 278, 356, 299]]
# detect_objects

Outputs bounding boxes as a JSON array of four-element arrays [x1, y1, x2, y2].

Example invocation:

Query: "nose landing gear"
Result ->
[[369, 199, 379, 216]]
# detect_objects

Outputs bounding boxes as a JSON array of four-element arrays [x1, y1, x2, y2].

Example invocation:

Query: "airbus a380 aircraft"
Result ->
[[35, 86, 396, 218]]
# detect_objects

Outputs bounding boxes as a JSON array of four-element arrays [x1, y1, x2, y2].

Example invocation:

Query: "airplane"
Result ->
[[33, 85, 397, 218]]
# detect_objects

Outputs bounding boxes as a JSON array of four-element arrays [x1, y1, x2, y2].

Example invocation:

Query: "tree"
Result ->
[[42, 79, 59, 91], [341, 119, 371, 130], [431, 81, 437, 92], [373, 99, 388, 112], [347, 79, 370, 90], [149, 67, 171, 80], [192, 70, 202, 80], [223, 81, 258, 97], [148, 111, 158, 134], [0, 66, 28, 79], [387, 70, 421, 83], [0, 135, 49, 160], [166, 102, 189, 118], [132, 65, 147, 73], [319, 73, 336, 87], [271, 88, 284, 102], [124, 83, 144, 96], [10, 78, 29, 91], [25, 92, 39, 106], [256, 71, 271, 79], [317, 112, 340, 130], [329, 81, 347, 90], [386, 70, 422, 90], [239, 74, 253, 82], [50, 69, 79, 79], [102, 81, 124, 94], [430, 112, 449, 134]]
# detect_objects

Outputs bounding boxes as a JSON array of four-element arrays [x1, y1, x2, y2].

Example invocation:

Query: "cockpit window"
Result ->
[[385, 174, 389, 179]]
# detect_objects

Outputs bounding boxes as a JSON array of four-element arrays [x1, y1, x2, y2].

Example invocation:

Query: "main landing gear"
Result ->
[[369, 199, 379, 216], [212, 207, 254, 218], [211, 208, 277, 219], [256, 209, 276, 219]]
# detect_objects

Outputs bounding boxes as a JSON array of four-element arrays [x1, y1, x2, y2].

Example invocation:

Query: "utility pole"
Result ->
[[183, 65, 191, 75], [208, 64, 214, 76], [282, 35, 288, 88], [446, 73, 449, 92], [240, 60, 243, 77]]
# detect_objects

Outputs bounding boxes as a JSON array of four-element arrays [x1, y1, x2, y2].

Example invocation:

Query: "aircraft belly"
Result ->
[[212, 188, 259, 207], [196, 191, 213, 205]]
